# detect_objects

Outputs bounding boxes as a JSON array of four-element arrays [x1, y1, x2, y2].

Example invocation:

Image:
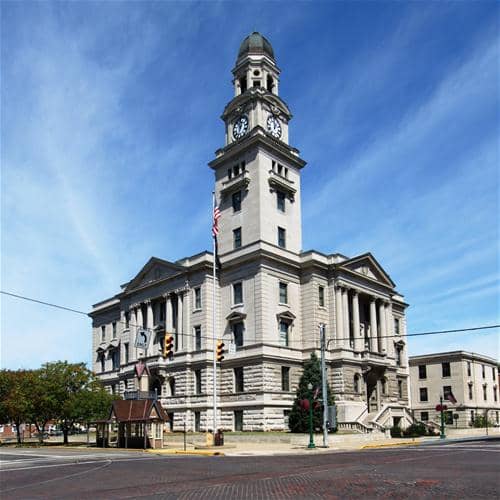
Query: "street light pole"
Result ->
[[320, 323, 328, 448], [307, 382, 316, 449], [440, 396, 446, 439]]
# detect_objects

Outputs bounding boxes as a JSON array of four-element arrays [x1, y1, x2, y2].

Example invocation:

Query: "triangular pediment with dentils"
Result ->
[[123, 257, 185, 292], [339, 253, 395, 288]]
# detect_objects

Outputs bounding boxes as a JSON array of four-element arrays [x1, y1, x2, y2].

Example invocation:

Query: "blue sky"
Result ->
[[1, 1, 498, 369]]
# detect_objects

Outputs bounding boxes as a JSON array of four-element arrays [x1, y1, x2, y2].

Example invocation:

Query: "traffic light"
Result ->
[[216, 340, 225, 362], [163, 334, 174, 359]]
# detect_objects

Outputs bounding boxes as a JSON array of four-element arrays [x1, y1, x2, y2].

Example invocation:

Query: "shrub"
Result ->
[[403, 422, 427, 437]]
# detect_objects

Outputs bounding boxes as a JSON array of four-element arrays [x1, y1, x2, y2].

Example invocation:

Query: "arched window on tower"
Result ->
[[240, 76, 247, 93], [267, 75, 274, 92]]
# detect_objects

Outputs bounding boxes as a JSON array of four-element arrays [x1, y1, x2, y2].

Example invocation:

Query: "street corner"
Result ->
[[361, 441, 421, 450]]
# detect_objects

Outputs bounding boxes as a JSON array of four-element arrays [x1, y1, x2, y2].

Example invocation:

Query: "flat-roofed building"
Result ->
[[409, 351, 500, 428]]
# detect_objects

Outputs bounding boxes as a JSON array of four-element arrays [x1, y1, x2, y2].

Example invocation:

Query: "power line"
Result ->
[[1, 290, 88, 316], [1, 289, 499, 344]]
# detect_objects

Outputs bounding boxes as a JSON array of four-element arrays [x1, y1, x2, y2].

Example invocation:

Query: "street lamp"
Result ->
[[307, 383, 316, 449]]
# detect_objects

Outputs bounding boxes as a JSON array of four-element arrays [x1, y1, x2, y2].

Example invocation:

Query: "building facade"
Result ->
[[90, 33, 412, 432], [409, 351, 500, 428]]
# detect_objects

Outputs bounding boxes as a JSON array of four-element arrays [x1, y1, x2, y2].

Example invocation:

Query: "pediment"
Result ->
[[123, 257, 185, 292], [340, 253, 395, 288]]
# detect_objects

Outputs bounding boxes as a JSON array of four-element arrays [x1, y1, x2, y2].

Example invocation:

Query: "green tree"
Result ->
[[0, 370, 35, 444], [288, 352, 335, 433], [39, 361, 116, 445]]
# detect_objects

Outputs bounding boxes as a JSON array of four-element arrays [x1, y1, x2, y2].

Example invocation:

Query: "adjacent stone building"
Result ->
[[90, 32, 412, 432], [409, 351, 500, 428]]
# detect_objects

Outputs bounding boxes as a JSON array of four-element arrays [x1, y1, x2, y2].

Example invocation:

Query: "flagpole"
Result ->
[[212, 192, 217, 437]]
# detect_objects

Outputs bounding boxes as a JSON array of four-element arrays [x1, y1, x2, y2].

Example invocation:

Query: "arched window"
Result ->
[[267, 75, 274, 92], [354, 374, 360, 393], [381, 378, 387, 395]]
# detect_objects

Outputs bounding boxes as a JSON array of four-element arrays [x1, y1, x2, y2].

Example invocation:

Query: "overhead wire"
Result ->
[[2, 289, 499, 346]]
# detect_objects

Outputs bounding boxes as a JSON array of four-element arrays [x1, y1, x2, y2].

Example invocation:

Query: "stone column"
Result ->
[[131, 307, 137, 361], [136, 306, 143, 359], [342, 288, 350, 348], [146, 301, 153, 357], [352, 291, 362, 351], [335, 285, 343, 345], [178, 292, 184, 351], [379, 301, 387, 354], [385, 303, 394, 358], [369, 298, 377, 352], [166, 295, 173, 333]]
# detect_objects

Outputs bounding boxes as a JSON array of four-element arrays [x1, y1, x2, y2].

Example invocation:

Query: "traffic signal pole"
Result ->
[[320, 324, 328, 448]]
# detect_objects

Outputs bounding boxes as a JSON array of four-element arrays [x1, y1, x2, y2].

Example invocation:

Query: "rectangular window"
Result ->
[[112, 322, 117, 338], [318, 286, 325, 307], [277, 226, 286, 248], [234, 410, 243, 431], [194, 287, 201, 309], [398, 380, 403, 399], [418, 365, 427, 379], [443, 386, 452, 400], [125, 312, 130, 329], [194, 326, 202, 351], [233, 321, 244, 347], [155, 423, 162, 439], [494, 386, 498, 402], [446, 410, 457, 425], [279, 282, 288, 304], [101, 325, 106, 342], [394, 318, 400, 335], [124, 343, 129, 364], [442, 362, 451, 377], [99, 353, 105, 373], [468, 384, 473, 400], [281, 367, 290, 391], [233, 282, 243, 305], [195, 411, 201, 432], [159, 303, 165, 322], [227, 168, 232, 179], [421, 411, 429, 422], [112, 350, 120, 371], [195, 370, 202, 394], [277, 190, 285, 212], [233, 227, 242, 249], [232, 190, 242, 212], [419, 387, 428, 402], [483, 385, 487, 401], [395, 347, 402, 367], [279, 321, 289, 347], [492, 367, 496, 380], [467, 362, 471, 377], [482, 365, 485, 378], [234, 367, 244, 393]]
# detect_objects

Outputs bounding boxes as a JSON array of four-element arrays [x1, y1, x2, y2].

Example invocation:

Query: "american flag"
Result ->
[[444, 390, 457, 404], [212, 203, 221, 237]]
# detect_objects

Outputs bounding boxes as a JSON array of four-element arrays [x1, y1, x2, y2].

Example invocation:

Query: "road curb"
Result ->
[[146, 449, 224, 456], [361, 441, 421, 449]]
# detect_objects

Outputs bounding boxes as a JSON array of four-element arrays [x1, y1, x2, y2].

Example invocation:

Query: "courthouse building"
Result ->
[[90, 33, 412, 432], [409, 351, 500, 428]]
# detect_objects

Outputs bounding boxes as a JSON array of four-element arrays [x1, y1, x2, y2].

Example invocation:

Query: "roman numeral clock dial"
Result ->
[[232, 115, 249, 140], [267, 115, 282, 139]]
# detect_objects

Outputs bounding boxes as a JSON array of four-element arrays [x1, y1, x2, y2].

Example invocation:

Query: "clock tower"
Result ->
[[209, 32, 306, 256]]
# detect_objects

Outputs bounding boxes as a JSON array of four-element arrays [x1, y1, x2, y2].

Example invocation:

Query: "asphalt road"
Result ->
[[1, 439, 499, 499]]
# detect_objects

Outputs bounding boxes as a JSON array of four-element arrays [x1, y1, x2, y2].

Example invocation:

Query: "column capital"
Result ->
[[144, 299, 152, 305]]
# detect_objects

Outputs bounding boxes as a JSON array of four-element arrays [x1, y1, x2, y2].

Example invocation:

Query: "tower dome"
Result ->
[[237, 32, 275, 61]]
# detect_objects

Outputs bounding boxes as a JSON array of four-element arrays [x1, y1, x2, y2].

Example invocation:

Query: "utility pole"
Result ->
[[320, 323, 328, 448]]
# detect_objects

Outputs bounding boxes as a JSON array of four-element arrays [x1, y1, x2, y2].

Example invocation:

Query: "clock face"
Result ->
[[267, 115, 282, 139], [232, 115, 249, 140]]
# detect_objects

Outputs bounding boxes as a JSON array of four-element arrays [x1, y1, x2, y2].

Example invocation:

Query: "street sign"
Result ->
[[435, 404, 448, 412], [228, 342, 236, 354], [135, 329, 151, 349]]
